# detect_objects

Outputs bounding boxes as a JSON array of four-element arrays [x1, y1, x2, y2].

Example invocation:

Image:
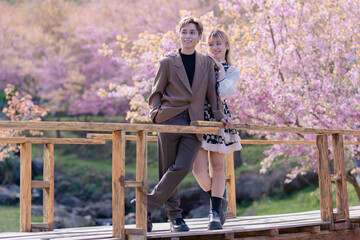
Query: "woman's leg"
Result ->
[[192, 148, 211, 191], [209, 152, 225, 197], [207, 151, 226, 229]]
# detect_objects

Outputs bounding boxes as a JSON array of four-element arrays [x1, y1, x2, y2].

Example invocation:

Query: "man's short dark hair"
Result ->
[[177, 16, 203, 36]]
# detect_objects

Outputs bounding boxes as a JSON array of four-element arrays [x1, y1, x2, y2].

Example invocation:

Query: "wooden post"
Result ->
[[20, 143, 32, 232], [112, 130, 126, 239], [316, 135, 334, 229], [225, 153, 237, 217], [43, 143, 54, 230], [136, 131, 148, 236], [332, 133, 350, 227]]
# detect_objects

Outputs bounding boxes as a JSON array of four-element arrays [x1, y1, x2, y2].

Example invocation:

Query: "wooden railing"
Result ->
[[0, 120, 360, 239]]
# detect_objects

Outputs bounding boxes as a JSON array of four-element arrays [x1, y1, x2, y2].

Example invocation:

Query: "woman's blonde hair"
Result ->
[[207, 29, 234, 65]]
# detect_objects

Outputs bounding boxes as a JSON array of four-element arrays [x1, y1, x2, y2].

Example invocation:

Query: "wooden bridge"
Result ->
[[0, 120, 360, 240]]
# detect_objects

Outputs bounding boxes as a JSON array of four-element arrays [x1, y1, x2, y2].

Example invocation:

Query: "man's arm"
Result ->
[[148, 59, 168, 123]]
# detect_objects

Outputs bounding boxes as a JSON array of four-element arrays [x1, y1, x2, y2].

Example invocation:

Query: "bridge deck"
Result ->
[[1, 206, 360, 240]]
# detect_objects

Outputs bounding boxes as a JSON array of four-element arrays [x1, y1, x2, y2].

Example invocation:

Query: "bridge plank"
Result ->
[[2, 206, 360, 240]]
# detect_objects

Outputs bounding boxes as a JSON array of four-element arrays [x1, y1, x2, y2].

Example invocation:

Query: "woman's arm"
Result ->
[[218, 66, 240, 100]]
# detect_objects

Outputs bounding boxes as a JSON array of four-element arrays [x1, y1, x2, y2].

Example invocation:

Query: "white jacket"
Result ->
[[218, 65, 240, 101]]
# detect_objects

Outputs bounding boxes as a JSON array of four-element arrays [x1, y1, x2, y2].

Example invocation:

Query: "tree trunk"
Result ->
[[56, 115, 61, 138], [347, 173, 360, 202]]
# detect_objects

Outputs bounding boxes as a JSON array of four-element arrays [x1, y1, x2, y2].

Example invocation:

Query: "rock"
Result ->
[[32, 189, 43, 205], [283, 171, 318, 194], [31, 205, 43, 216], [150, 206, 167, 223], [53, 204, 95, 229], [5, 184, 20, 194], [179, 187, 209, 217], [235, 171, 287, 202], [80, 200, 112, 218], [32, 160, 43, 178], [56, 180, 71, 193], [125, 212, 136, 225], [187, 204, 210, 218], [58, 196, 83, 208], [94, 218, 113, 226], [0, 186, 18, 205]]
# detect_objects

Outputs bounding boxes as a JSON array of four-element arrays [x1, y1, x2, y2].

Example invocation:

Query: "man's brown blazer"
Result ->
[[149, 50, 224, 130]]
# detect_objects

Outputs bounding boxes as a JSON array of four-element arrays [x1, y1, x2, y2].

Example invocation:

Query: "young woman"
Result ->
[[192, 29, 242, 230]]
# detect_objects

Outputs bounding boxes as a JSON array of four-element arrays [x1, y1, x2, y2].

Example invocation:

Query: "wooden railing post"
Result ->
[[316, 134, 334, 230], [43, 143, 54, 230], [332, 133, 350, 228], [112, 130, 126, 240], [225, 153, 237, 218], [20, 143, 32, 232], [136, 131, 148, 236]]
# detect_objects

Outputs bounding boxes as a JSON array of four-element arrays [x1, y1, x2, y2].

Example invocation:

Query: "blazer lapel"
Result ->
[[174, 53, 193, 94], [191, 51, 206, 94]]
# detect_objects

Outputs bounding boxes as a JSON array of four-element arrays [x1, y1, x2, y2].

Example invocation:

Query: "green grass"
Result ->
[[0, 205, 43, 232], [237, 182, 360, 216]]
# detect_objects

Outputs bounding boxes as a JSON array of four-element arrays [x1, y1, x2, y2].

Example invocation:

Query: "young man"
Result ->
[[143, 16, 232, 232]]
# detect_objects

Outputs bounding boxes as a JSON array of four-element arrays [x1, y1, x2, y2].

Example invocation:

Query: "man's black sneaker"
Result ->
[[170, 218, 190, 232], [208, 209, 223, 230]]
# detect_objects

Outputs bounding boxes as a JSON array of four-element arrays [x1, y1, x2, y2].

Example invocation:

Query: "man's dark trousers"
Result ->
[[147, 110, 201, 220]]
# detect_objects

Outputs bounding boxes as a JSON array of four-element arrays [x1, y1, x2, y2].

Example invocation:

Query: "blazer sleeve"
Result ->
[[206, 61, 225, 121], [218, 66, 240, 101], [148, 59, 168, 123]]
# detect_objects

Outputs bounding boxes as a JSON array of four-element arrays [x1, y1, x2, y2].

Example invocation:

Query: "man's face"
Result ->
[[179, 23, 201, 51]]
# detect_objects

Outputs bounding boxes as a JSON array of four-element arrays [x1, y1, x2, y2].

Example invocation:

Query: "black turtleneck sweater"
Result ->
[[180, 51, 196, 87]]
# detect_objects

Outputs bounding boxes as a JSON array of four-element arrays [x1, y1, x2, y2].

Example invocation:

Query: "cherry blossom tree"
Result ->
[[0, 84, 47, 162], [101, 0, 360, 189]]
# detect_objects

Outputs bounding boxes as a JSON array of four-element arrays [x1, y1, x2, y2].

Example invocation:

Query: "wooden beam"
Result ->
[[191, 121, 360, 135], [225, 153, 237, 218], [316, 135, 334, 230], [43, 143, 54, 231], [241, 140, 360, 145], [124, 181, 143, 188], [0, 137, 105, 144], [88, 134, 360, 145], [331, 174, 342, 181], [31, 180, 50, 189], [30, 223, 49, 230], [332, 133, 350, 228], [136, 131, 148, 235], [112, 130, 126, 240], [0, 121, 220, 134], [20, 143, 32, 232], [87, 133, 157, 142]]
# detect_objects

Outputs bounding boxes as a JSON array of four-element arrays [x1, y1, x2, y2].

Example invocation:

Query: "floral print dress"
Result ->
[[201, 61, 242, 154]]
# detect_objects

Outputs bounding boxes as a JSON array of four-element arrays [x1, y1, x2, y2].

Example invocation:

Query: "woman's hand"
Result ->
[[206, 53, 226, 80], [206, 53, 224, 70]]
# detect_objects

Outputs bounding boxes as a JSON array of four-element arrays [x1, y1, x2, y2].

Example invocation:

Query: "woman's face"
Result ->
[[208, 37, 228, 61]]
